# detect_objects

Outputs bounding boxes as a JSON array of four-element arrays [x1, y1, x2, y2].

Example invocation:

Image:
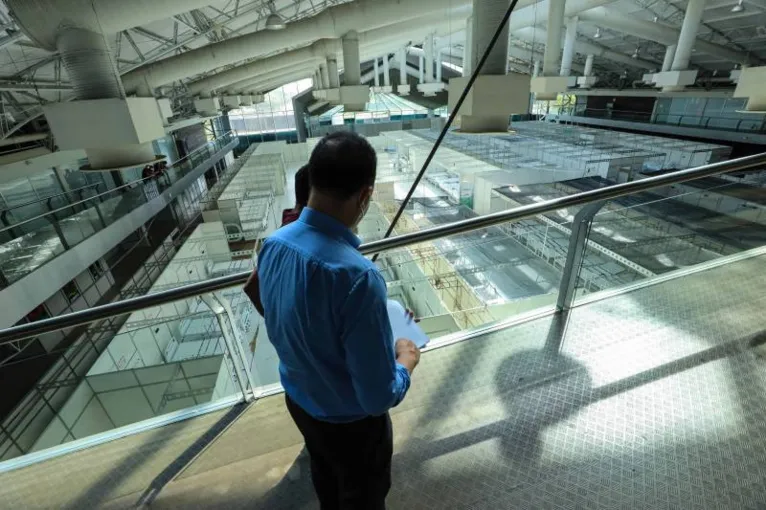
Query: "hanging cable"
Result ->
[[372, 0, 522, 262]]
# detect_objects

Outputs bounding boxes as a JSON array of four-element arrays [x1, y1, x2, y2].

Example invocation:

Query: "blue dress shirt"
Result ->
[[257, 207, 411, 423]]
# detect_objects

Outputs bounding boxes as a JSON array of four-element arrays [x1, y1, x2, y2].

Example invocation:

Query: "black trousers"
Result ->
[[285, 395, 393, 510]]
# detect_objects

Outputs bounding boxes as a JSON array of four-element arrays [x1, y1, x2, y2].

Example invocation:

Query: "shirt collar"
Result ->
[[299, 207, 361, 248]]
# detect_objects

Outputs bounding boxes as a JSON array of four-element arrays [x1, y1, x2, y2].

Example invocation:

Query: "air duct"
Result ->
[[121, 0, 476, 94]]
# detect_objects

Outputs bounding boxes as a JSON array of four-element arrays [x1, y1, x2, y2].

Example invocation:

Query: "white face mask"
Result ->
[[353, 191, 371, 229]]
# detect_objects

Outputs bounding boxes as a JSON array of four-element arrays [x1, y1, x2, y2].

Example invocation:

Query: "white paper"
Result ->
[[387, 299, 429, 349]]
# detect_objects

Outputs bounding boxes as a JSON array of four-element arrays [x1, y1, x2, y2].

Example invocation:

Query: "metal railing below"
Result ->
[[0, 149, 764, 344]]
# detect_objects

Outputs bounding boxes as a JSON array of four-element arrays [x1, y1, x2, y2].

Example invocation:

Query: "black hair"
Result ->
[[294, 165, 310, 207], [308, 131, 376, 200]]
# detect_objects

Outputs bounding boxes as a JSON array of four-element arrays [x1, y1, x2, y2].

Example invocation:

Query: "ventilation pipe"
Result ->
[[450, 0, 530, 132], [121, 0, 474, 94], [424, 33, 436, 83], [342, 31, 362, 86], [661, 44, 676, 72], [578, 53, 597, 88], [670, 0, 705, 71], [225, 62, 317, 94], [340, 30, 368, 110], [655, 0, 707, 90], [463, 16, 474, 76], [327, 57, 340, 88], [187, 39, 340, 96], [22, 28, 161, 171], [560, 16, 578, 76], [584, 55, 593, 76], [397, 48, 411, 95], [373, 58, 381, 87], [543, 1, 566, 76], [319, 63, 330, 89]]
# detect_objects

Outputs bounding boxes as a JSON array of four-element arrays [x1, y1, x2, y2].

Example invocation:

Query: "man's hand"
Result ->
[[395, 338, 421, 375]]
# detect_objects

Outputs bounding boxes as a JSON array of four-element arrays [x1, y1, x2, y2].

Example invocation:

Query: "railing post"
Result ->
[[46, 217, 70, 250], [93, 202, 108, 228], [200, 293, 257, 402], [556, 201, 606, 312]]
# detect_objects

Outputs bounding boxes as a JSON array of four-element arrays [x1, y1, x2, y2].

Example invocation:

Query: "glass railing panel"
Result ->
[[0, 134, 236, 288], [366, 199, 572, 340], [12, 294, 250, 456], [571, 172, 766, 302]]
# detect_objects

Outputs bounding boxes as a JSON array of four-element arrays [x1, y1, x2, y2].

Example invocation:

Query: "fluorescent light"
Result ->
[[594, 28, 601, 39], [731, 0, 745, 12]]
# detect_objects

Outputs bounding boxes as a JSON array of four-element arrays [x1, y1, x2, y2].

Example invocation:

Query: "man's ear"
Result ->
[[361, 185, 374, 203]]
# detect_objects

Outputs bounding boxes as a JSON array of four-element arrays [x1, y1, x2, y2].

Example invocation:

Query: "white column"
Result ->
[[313, 70, 321, 89], [424, 33, 435, 82], [671, 0, 705, 71], [532, 59, 540, 77], [342, 30, 361, 85], [472, 0, 511, 75], [463, 15, 473, 76], [382, 55, 391, 86], [399, 48, 407, 85], [662, 44, 677, 72], [374, 58, 380, 86], [419, 55, 425, 83], [327, 57, 339, 88], [436, 48, 443, 82], [560, 16, 578, 76], [584, 54, 594, 76], [319, 63, 329, 89], [543, 0, 566, 76]]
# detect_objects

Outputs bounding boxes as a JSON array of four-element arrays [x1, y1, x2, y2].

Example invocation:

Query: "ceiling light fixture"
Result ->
[[594, 28, 601, 39], [632, 46, 640, 59], [265, 13, 286, 30], [731, 0, 745, 13], [265, 1, 286, 30]]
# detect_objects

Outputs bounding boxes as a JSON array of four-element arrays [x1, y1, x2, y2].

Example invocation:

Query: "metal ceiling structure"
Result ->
[[0, 0, 762, 138]]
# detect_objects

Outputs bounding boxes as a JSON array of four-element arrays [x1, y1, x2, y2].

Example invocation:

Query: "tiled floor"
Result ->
[[1, 254, 765, 509]]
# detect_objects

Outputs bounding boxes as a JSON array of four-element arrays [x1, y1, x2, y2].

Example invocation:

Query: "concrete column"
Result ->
[[560, 16, 578, 76], [342, 30, 361, 85], [327, 57, 340, 88], [399, 48, 408, 85], [463, 15, 473, 76], [374, 58, 380, 86], [662, 44, 677, 72], [472, 0, 511, 75], [584, 54, 594, 76], [419, 55, 425, 83], [671, 0, 705, 71], [543, 0, 566, 76], [424, 33, 435, 82], [383, 55, 391, 86], [533, 59, 540, 77], [319, 63, 329, 89], [313, 70, 320, 88]]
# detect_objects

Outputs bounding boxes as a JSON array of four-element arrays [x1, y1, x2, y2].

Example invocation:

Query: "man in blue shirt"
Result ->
[[255, 131, 420, 509]]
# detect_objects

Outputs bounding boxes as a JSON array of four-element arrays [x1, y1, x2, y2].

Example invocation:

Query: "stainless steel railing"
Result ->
[[0, 150, 765, 344]]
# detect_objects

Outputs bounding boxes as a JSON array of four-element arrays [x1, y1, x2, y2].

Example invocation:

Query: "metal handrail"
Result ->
[[0, 132, 236, 235], [0, 150, 764, 344], [1, 182, 101, 215]]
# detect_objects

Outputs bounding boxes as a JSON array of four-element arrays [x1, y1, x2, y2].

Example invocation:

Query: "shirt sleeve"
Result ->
[[341, 269, 411, 416]]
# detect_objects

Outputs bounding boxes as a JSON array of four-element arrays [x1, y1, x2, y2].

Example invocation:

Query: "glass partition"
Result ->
[[0, 133, 237, 288], [571, 170, 766, 302]]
